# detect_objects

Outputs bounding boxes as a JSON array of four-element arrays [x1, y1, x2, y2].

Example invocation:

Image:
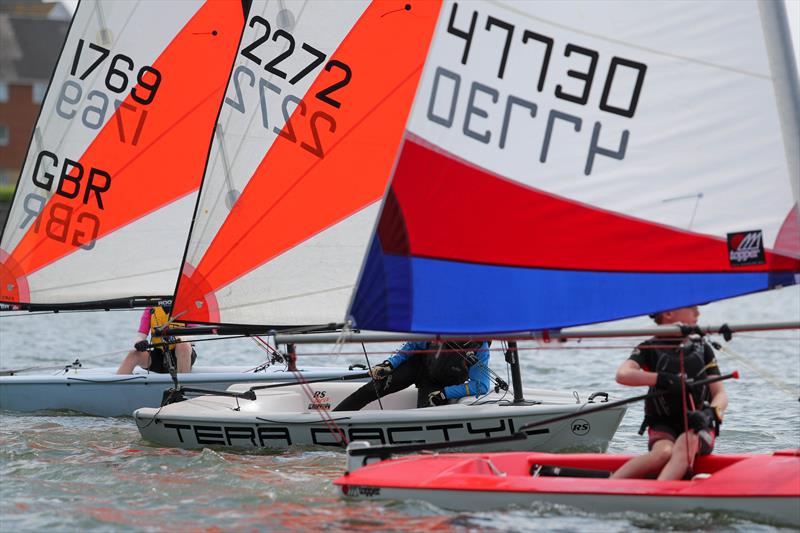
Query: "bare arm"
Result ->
[[709, 380, 728, 418], [615, 359, 659, 387]]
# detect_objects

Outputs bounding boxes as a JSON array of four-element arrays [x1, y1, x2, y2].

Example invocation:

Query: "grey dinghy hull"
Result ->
[[0, 366, 369, 416], [134, 383, 626, 452]]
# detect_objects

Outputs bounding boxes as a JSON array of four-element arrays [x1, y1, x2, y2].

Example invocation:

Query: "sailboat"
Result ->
[[0, 0, 370, 417], [133, 0, 626, 452], [331, 0, 800, 525]]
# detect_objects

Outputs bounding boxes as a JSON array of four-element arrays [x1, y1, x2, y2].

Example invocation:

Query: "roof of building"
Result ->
[[0, 0, 71, 20], [0, 2, 70, 84]]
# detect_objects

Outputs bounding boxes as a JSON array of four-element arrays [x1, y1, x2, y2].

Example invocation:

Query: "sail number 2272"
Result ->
[[224, 15, 352, 159]]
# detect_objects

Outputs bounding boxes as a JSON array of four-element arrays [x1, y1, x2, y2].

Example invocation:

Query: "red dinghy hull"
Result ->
[[335, 449, 800, 526]]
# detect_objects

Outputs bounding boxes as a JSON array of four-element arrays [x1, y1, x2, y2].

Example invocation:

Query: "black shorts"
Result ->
[[648, 421, 715, 456], [147, 347, 197, 373]]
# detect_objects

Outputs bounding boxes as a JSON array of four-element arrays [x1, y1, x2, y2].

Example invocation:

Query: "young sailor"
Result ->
[[333, 341, 491, 410], [116, 306, 196, 374], [611, 306, 728, 480]]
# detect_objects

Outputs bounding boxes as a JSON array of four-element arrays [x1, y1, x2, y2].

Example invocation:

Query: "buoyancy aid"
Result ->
[[642, 337, 717, 426], [149, 307, 183, 351], [424, 341, 483, 386]]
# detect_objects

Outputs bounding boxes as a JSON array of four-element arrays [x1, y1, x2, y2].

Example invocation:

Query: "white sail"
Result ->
[[349, 0, 800, 333], [0, 0, 246, 308], [171, 0, 442, 325]]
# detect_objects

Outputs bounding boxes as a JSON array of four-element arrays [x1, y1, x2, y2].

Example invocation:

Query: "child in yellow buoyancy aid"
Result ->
[[116, 306, 196, 374]]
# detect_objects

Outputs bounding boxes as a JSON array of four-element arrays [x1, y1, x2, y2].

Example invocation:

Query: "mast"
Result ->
[[758, 0, 800, 208]]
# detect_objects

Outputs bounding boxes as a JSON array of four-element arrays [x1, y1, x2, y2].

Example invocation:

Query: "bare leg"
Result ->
[[657, 431, 700, 480], [611, 439, 673, 479], [174, 342, 192, 373], [116, 350, 150, 374]]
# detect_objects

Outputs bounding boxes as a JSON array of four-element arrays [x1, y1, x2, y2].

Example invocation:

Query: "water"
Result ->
[[1, 288, 799, 532]]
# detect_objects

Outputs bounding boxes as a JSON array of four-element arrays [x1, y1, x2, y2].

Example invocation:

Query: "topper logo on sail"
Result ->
[[727, 231, 765, 266]]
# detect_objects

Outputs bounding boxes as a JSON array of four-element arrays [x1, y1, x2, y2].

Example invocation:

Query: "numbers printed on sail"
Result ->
[[238, 15, 352, 108], [429, 2, 648, 176], [224, 65, 336, 159], [70, 39, 162, 105], [54, 39, 160, 145]]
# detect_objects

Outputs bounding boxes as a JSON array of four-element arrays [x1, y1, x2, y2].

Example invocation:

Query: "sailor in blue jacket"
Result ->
[[333, 341, 492, 411]]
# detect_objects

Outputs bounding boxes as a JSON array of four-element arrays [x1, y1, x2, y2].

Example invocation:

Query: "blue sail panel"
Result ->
[[350, 249, 796, 334]]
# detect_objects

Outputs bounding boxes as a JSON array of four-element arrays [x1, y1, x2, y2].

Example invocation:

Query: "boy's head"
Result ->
[[650, 305, 700, 325]]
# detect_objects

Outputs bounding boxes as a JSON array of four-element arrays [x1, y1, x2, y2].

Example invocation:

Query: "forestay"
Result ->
[[171, 0, 441, 326], [0, 0, 246, 308], [350, 0, 800, 333]]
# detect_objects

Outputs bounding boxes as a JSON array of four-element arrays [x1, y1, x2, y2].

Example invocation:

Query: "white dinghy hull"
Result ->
[[0, 366, 368, 417], [134, 383, 625, 451]]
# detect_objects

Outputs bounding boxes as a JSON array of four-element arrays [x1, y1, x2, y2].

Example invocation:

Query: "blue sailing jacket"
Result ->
[[387, 341, 492, 400]]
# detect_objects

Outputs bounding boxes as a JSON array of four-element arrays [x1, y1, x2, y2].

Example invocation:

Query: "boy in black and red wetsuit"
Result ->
[[611, 306, 729, 480]]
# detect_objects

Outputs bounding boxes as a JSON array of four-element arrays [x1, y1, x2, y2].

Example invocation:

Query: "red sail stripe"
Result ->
[[1, 0, 244, 301], [174, 0, 442, 323], [383, 137, 800, 273]]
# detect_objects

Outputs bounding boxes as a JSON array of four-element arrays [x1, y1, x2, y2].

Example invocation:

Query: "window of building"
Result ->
[[0, 168, 15, 185], [0, 124, 9, 146], [32, 83, 47, 104], [0, 83, 9, 103]]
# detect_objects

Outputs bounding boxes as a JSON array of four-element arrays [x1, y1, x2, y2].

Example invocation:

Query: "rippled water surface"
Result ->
[[1, 288, 799, 531]]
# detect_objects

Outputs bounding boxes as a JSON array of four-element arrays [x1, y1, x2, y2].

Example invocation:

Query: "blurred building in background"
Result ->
[[0, 0, 70, 185]]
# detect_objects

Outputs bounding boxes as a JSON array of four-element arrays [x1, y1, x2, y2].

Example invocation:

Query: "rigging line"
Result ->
[[220, 284, 353, 308], [438, 342, 506, 390], [714, 342, 798, 399], [278, 341, 347, 445], [295, 367, 348, 446], [662, 192, 704, 230], [245, 336, 286, 372], [361, 342, 383, 411], [736, 333, 800, 341]]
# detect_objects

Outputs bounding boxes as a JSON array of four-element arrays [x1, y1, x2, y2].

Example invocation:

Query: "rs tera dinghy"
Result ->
[[0, 0, 309, 415], [335, 447, 800, 527], [135, 381, 625, 451], [0, 364, 369, 417]]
